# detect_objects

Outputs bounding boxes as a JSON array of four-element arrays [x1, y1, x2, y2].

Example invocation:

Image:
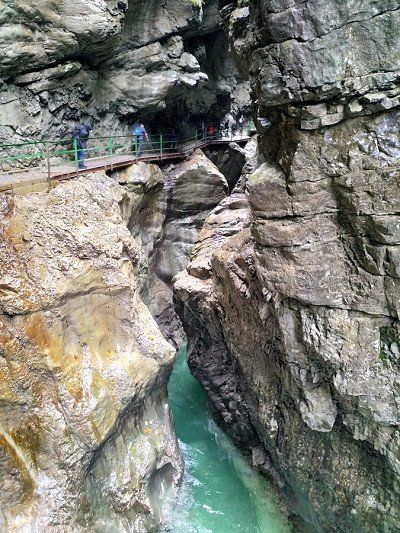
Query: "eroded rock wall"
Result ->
[[174, 0, 400, 530], [112, 150, 229, 346], [0, 173, 182, 532], [0, 0, 204, 140], [0, 0, 249, 147]]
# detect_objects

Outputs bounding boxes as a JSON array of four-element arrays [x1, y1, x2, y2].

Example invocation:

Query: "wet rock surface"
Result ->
[[0, 0, 249, 145], [112, 151, 229, 347], [0, 173, 182, 532], [173, 1, 400, 531]]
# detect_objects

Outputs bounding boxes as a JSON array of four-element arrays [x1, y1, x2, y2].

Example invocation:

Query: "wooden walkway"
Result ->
[[0, 137, 249, 193]]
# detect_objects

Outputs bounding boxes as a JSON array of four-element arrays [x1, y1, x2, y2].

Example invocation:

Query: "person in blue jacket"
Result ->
[[72, 124, 92, 169], [133, 123, 149, 157]]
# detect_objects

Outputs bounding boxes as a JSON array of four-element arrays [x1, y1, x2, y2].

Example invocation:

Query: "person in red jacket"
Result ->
[[208, 124, 215, 139]]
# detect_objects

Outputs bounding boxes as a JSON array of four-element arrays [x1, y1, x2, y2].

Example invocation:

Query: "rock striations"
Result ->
[[0, 0, 249, 144], [1, 0, 400, 531], [0, 174, 182, 532], [174, 0, 400, 531]]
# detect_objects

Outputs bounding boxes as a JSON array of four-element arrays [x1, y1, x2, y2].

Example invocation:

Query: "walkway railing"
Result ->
[[0, 129, 251, 180]]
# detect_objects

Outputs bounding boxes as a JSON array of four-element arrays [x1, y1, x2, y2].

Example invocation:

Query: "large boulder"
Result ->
[[0, 172, 182, 532], [155, 150, 228, 283], [109, 152, 229, 346]]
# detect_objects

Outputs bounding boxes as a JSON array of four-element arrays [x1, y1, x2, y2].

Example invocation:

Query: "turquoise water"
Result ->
[[164, 348, 292, 533]]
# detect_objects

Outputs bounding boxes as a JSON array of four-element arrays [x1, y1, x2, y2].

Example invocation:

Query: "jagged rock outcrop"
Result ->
[[155, 150, 228, 282], [0, 173, 182, 532], [174, 1, 400, 531], [112, 151, 229, 346], [0, 0, 249, 147], [203, 141, 246, 191]]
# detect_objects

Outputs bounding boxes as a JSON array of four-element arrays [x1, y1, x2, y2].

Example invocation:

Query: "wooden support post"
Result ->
[[160, 134, 163, 161]]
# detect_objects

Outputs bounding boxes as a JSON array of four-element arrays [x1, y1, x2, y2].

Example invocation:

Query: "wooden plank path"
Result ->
[[0, 136, 249, 193]]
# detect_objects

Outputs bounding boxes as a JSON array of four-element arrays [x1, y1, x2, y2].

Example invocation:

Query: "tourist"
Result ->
[[72, 123, 92, 170], [238, 115, 245, 137], [221, 113, 235, 139], [199, 121, 206, 141], [228, 114, 236, 138], [169, 128, 178, 149], [133, 123, 149, 157]]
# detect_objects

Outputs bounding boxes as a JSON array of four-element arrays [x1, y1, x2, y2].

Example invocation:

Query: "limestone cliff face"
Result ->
[[174, 1, 400, 531], [0, 0, 249, 145], [0, 173, 182, 532], [112, 151, 229, 346]]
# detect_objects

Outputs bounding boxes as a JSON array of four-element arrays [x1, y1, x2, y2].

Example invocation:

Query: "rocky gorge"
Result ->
[[0, 0, 249, 143], [175, 0, 400, 531], [1, 0, 400, 532]]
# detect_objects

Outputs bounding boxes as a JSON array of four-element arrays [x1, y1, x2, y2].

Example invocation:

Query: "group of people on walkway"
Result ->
[[72, 122, 149, 169], [201, 114, 247, 141], [220, 113, 246, 138], [72, 115, 249, 169]]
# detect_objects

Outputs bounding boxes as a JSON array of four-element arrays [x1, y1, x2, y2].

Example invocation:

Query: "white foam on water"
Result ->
[[162, 348, 292, 533]]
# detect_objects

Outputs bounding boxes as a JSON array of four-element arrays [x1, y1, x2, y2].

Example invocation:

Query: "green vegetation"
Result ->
[[378, 351, 387, 362], [379, 325, 400, 365]]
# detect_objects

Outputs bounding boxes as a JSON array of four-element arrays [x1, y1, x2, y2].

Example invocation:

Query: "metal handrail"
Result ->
[[0, 126, 252, 180]]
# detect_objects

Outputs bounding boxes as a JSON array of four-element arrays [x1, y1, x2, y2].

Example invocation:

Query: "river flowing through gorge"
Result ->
[[2, 0, 400, 530], [163, 348, 292, 533]]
